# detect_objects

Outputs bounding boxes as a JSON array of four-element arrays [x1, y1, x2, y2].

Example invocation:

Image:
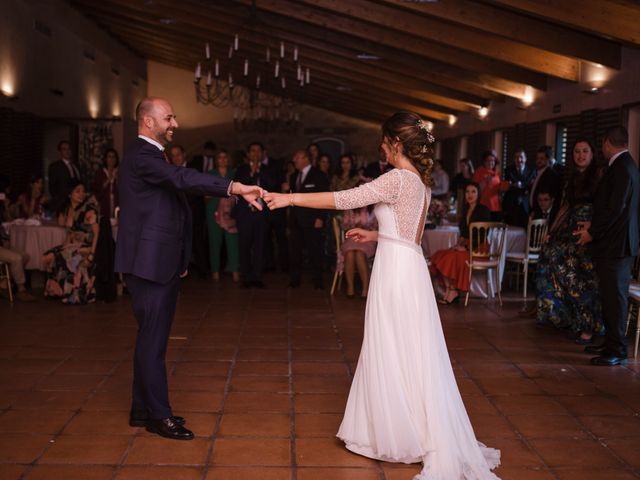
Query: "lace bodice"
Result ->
[[334, 169, 431, 243]]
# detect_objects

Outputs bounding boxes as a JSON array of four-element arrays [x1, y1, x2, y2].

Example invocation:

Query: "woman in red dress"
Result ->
[[430, 182, 490, 304]]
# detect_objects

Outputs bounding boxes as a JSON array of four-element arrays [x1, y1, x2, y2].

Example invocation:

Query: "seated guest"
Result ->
[[15, 175, 48, 219], [331, 154, 360, 192], [42, 180, 100, 304], [535, 138, 603, 343], [340, 206, 377, 299], [318, 154, 332, 181], [502, 149, 536, 228], [431, 160, 450, 200], [206, 150, 240, 282], [531, 190, 558, 225], [92, 148, 119, 219], [0, 245, 36, 302], [430, 183, 491, 304], [472, 151, 508, 221]]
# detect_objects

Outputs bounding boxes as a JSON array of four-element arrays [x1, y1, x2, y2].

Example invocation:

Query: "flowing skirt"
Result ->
[[337, 234, 500, 479]]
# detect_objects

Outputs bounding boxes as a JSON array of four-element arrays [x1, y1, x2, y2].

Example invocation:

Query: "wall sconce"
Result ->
[[448, 114, 457, 127], [478, 104, 489, 118]]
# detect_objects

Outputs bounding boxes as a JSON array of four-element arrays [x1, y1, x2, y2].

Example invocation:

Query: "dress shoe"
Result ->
[[129, 412, 185, 427], [145, 417, 194, 440], [590, 355, 628, 366], [584, 344, 607, 355]]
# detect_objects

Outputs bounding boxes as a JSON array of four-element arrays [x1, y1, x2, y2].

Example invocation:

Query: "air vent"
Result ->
[[34, 20, 52, 37]]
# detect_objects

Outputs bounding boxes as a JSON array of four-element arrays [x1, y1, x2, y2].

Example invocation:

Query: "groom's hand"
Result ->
[[231, 182, 265, 211]]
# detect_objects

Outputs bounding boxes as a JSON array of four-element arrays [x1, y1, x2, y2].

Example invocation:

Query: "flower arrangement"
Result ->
[[428, 198, 449, 226]]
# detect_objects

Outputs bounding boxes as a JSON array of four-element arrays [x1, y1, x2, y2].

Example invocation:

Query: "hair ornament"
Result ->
[[421, 144, 429, 153], [416, 119, 435, 144]]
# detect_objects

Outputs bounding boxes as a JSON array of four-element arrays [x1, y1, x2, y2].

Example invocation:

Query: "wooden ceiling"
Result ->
[[70, 0, 640, 125]]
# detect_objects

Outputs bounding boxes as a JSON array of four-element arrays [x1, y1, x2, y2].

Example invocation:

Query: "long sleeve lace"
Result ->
[[334, 169, 401, 210]]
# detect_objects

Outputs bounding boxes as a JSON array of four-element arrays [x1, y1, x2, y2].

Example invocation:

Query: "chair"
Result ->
[[626, 256, 640, 357], [330, 216, 344, 295], [505, 218, 548, 299], [464, 222, 507, 307], [0, 262, 13, 303]]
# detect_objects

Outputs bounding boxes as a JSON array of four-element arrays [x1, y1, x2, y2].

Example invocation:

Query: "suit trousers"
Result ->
[[289, 224, 324, 284], [125, 273, 180, 419], [593, 256, 633, 357], [237, 213, 268, 283]]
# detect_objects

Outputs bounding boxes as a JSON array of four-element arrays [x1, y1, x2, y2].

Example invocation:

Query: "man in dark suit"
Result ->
[[364, 149, 393, 180], [261, 147, 289, 273], [185, 142, 216, 277], [502, 148, 536, 228], [115, 97, 262, 440], [289, 149, 330, 289], [530, 145, 562, 210], [48, 140, 82, 211], [575, 126, 639, 366], [234, 142, 277, 288]]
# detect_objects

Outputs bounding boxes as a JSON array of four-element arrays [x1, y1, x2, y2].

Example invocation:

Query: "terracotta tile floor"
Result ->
[[1, 274, 640, 480]]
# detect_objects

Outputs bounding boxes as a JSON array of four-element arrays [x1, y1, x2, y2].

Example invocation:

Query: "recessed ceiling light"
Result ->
[[336, 86, 353, 92], [159, 18, 176, 25], [356, 53, 381, 61]]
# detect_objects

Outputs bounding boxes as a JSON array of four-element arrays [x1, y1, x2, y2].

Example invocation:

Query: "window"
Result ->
[[555, 124, 568, 166]]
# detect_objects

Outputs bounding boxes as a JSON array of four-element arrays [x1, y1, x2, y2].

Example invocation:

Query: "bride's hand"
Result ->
[[264, 192, 290, 210], [345, 228, 377, 243]]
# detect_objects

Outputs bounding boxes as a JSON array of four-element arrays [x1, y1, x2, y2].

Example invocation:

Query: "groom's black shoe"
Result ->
[[584, 344, 607, 355], [129, 411, 185, 428], [145, 417, 194, 440], [590, 354, 628, 366]]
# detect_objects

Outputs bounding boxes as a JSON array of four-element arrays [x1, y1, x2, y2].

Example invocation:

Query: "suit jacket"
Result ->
[[364, 161, 393, 180], [530, 167, 562, 209], [188, 154, 215, 174], [114, 138, 231, 284], [233, 163, 277, 220], [290, 167, 330, 228], [502, 165, 536, 225], [48, 159, 81, 200], [531, 205, 558, 226], [589, 151, 639, 259]]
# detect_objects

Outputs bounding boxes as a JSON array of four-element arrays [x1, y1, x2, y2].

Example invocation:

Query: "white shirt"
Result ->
[[62, 158, 80, 178], [298, 164, 312, 185], [138, 135, 165, 151], [202, 156, 214, 172], [608, 149, 628, 166]]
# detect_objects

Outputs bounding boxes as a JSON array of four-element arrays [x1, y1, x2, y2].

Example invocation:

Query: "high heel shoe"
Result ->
[[438, 293, 460, 305]]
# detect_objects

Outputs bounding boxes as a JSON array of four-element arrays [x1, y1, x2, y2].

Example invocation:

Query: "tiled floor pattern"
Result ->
[[1, 274, 640, 480]]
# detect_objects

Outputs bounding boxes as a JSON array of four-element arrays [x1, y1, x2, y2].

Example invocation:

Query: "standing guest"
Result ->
[[234, 142, 277, 288], [450, 158, 474, 199], [576, 127, 639, 366], [289, 149, 330, 289], [16, 175, 48, 219], [189, 140, 217, 173], [530, 145, 562, 210], [42, 181, 99, 304], [472, 150, 508, 221], [262, 149, 289, 273], [502, 149, 536, 228], [341, 206, 377, 298], [430, 182, 491, 304], [430, 160, 450, 200], [535, 139, 603, 343], [115, 97, 263, 440], [48, 140, 82, 210], [93, 149, 119, 219], [206, 150, 239, 282], [307, 142, 321, 168], [331, 154, 360, 192], [318, 154, 332, 180], [364, 149, 393, 180], [168, 145, 187, 167]]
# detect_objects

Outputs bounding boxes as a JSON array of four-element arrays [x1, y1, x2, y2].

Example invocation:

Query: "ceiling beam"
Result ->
[[289, 0, 580, 80], [231, 0, 550, 89], [379, 0, 621, 68], [485, 0, 640, 47]]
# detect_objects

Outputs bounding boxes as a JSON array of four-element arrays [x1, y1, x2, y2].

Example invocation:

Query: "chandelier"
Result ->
[[193, 34, 310, 126]]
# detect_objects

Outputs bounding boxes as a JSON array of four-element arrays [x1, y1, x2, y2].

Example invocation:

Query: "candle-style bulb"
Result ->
[[256, 74, 261, 89], [195, 62, 201, 79], [205, 43, 210, 59], [305, 68, 310, 84], [214, 59, 220, 77], [293, 46, 298, 61], [234, 34, 239, 51], [244, 59, 249, 77], [281, 77, 286, 89], [266, 47, 270, 62], [297, 64, 302, 80], [228, 45, 233, 59], [274, 60, 280, 78], [280, 41, 284, 58], [206, 71, 212, 86]]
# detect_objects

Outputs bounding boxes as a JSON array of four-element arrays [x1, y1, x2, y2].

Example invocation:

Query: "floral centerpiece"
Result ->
[[428, 198, 449, 226]]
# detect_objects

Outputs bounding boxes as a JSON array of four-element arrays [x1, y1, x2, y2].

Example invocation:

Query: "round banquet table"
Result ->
[[421, 225, 526, 298], [6, 223, 67, 270]]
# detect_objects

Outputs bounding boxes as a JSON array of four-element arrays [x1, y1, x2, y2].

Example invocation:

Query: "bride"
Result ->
[[264, 111, 500, 479]]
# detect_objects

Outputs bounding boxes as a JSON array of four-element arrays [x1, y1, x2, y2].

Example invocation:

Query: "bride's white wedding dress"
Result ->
[[333, 169, 501, 480]]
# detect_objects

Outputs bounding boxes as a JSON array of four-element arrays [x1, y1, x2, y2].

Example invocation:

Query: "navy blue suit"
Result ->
[[115, 137, 230, 419]]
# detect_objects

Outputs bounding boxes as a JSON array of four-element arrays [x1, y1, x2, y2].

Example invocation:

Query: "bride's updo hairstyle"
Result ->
[[382, 111, 435, 186]]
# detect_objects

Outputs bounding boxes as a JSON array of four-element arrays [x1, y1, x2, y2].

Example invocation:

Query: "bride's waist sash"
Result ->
[[377, 233, 424, 256]]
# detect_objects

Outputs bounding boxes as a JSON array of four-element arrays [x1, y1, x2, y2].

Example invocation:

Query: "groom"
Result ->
[[115, 97, 263, 439], [575, 126, 639, 366]]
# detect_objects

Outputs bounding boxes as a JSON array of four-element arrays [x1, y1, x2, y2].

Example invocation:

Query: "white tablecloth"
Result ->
[[7, 224, 67, 270], [422, 225, 526, 298]]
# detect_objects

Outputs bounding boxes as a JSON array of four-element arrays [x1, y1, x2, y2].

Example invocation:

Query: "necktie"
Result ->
[[543, 212, 549, 219], [296, 172, 303, 191]]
